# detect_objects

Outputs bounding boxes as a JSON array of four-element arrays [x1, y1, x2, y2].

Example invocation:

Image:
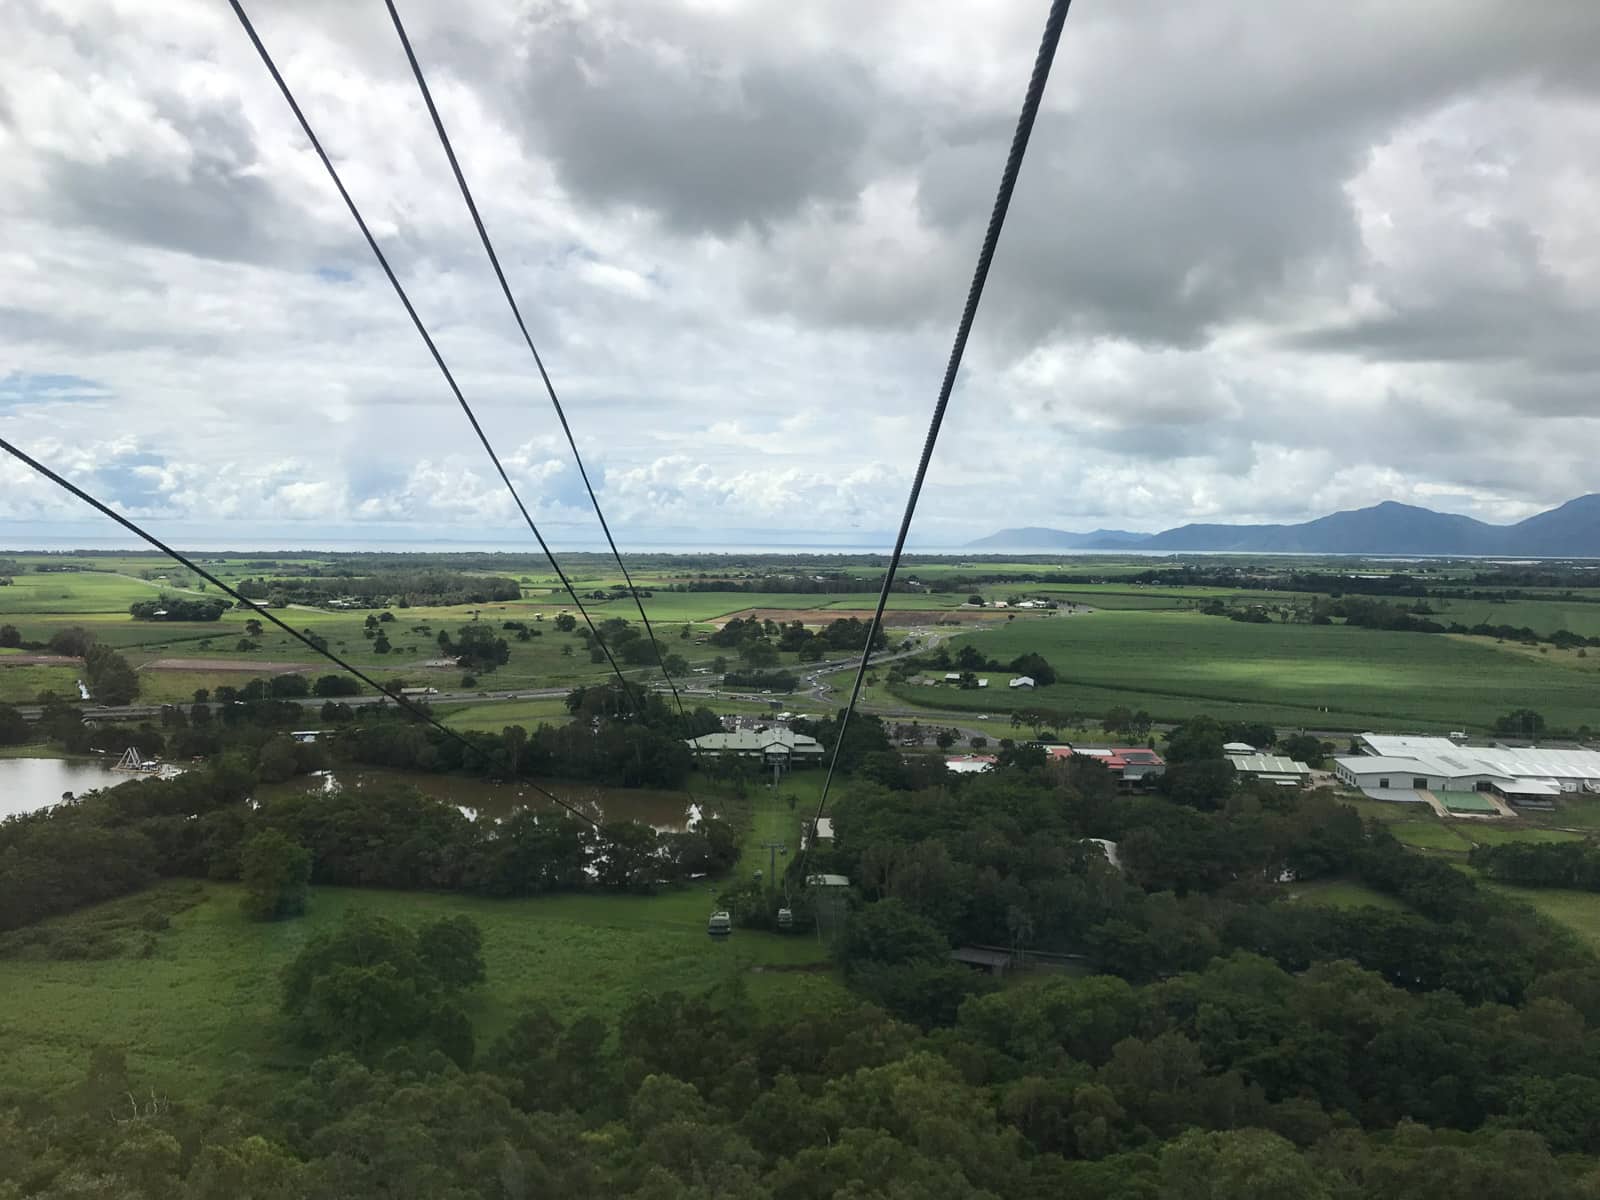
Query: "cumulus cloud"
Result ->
[[3, 0, 1599, 547]]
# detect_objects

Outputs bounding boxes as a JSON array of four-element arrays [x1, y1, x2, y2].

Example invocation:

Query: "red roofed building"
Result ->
[[1048, 745, 1166, 787]]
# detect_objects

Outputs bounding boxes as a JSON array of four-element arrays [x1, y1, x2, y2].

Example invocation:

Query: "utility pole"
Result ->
[[761, 840, 787, 890]]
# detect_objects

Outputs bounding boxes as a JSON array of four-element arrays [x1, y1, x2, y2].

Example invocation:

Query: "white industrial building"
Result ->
[[1334, 733, 1600, 810]]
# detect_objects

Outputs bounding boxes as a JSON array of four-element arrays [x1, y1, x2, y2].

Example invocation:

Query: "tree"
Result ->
[[417, 914, 486, 990], [1158, 759, 1237, 810], [936, 728, 959, 750], [49, 625, 97, 657], [282, 911, 483, 1061], [837, 899, 949, 973], [314, 674, 360, 697], [554, 612, 577, 632], [1159, 1129, 1329, 1200], [374, 633, 392, 654], [1278, 733, 1325, 767], [268, 673, 310, 699], [661, 653, 688, 678], [244, 618, 264, 636], [256, 736, 299, 784], [740, 639, 781, 669], [968, 594, 985, 606], [84, 645, 139, 705], [1164, 717, 1225, 763], [239, 830, 311, 921], [1008, 652, 1057, 686], [0, 701, 29, 745], [0, 623, 21, 648], [970, 735, 988, 750], [1496, 708, 1547, 738]]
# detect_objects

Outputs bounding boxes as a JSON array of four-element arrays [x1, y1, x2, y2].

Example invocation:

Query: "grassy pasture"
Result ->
[[1287, 878, 1407, 911], [0, 881, 840, 1096], [907, 610, 1600, 732]]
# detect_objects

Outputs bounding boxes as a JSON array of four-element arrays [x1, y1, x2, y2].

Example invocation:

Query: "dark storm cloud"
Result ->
[[738, 0, 1600, 351], [508, 5, 874, 234]]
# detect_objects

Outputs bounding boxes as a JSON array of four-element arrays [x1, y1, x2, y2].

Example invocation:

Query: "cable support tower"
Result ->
[[799, 0, 1074, 877], [383, 0, 703, 752]]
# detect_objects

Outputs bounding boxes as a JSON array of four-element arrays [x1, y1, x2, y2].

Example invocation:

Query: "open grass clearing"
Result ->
[[1287, 878, 1407, 911], [1387, 820, 1476, 852], [0, 880, 841, 1097], [1480, 884, 1600, 952]]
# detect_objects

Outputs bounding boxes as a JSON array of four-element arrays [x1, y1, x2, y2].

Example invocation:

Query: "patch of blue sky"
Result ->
[[0, 372, 112, 407]]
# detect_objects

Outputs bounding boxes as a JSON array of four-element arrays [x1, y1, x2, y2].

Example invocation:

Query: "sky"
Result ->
[[3, 0, 1599, 549]]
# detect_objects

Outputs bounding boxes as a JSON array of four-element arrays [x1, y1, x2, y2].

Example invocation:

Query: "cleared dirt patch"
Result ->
[[710, 607, 1033, 628], [140, 658, 311, 674], [0, 655, 81, 667]]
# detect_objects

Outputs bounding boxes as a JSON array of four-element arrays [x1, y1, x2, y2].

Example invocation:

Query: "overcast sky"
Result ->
[[3, 0, 1599, 548]]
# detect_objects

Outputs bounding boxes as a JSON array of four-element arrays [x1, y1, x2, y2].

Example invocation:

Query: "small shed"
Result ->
[[1223, 741, 1256, 754], [952, 946, 1013, 977], [1009, 676, 1035, 689]]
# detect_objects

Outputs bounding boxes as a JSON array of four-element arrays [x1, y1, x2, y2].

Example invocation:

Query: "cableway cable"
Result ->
[[382, 0, 703, 754], [227, 0, 655, 738], [0, 435, 601, 828], [802, 0, 1073, 868]]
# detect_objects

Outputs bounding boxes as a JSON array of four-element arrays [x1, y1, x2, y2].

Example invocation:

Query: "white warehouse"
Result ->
[[1334, 733, 1600, 810]]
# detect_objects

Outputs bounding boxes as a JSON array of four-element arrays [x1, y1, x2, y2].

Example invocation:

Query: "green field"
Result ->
[[0, 878, 841, 1096], [1386, 820, 1476, 852], [1432, 598, 1600, 639], [1288, 878, 1407, 911], [894, 610, 1600, 732], [1480, 885, 1600, 952], [1457, 824, 1585, 847]]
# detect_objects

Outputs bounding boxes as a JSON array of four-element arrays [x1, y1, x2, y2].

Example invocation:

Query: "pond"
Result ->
[[0, 757, 132, 819], [263, 768, 711, 832]]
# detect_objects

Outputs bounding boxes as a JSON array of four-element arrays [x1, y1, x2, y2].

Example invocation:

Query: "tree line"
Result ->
[[129, 596, 228, 621], [234, 568, 522, 608], [0, 765, 739, 937]]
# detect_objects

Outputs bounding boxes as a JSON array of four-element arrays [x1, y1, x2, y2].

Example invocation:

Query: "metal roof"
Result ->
[[1335, 755, 1444, 775], [1228, 754, 1311, 775], [688, 729, 823, 753], [1358, 734, 1600, 782]]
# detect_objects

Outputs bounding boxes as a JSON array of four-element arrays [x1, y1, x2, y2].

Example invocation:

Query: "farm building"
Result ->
[[1334, 733, 1600, 809], [1048, 745, 1166, 786], [945, 754, 998, 774], [1222, 741, 1256, 754], [1009, 676, 1036, 689], [1227, 753, 1313, 786], [686, 729, 824, 766]]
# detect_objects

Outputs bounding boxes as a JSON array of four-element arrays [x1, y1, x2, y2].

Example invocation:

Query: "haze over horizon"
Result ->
[[4, 1, 1599, 546]]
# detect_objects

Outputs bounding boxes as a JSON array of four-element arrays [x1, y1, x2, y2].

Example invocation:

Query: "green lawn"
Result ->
[[1288, 878, 1407, 911], [1457, 824, 1586, 847], [897, 610, 1600, 732], [0, 881, 842, 1097], [1387, 820, 1476, 852], [1480, 884, 1600, 951]]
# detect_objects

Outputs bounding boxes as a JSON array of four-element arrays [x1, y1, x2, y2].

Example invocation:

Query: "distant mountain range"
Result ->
[[967, 495, 1600, 556]]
